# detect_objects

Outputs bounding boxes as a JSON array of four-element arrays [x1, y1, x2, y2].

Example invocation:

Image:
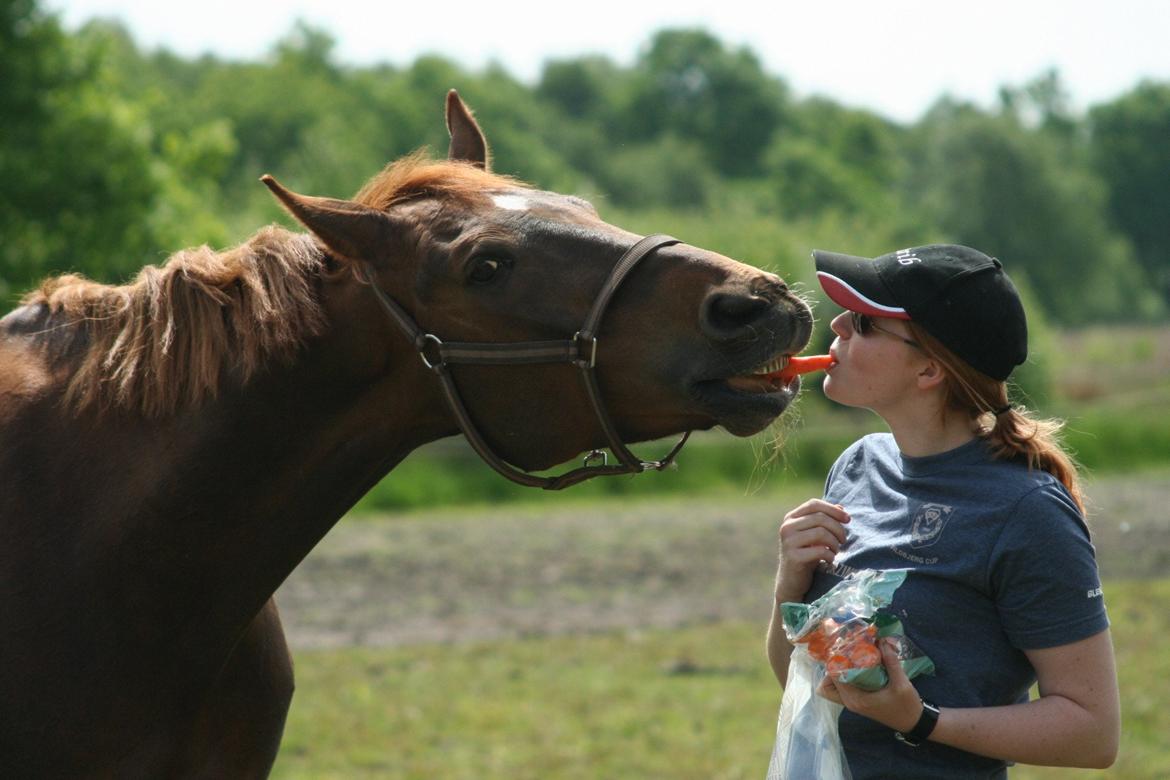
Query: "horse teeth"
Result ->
[[750, 356, 788, 376]]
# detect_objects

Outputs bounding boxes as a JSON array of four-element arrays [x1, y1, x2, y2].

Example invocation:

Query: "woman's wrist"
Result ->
[[774, 569, 813, 603], [893, 698, 926, 734], [774, 580, 807, 604]]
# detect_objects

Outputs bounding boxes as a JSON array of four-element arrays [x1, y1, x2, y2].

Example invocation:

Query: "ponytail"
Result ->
[[905, 323, 1085, 513], [985, 407, 1084, 513]]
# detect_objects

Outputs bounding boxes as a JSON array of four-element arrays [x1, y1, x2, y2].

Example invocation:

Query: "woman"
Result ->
[[766, 244, 1120, 777]]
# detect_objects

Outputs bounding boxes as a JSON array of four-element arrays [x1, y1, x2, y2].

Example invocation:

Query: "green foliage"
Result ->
[[1064, 409, 1170, 475], [349, 393, 1170, 513], [1091, 81, 1170, 305], [537, 56, 623, 120], [3, 0, 1169, 331], [767, 98, 905, 222], [904, 96, 1163, 323], [0, 2, 164, 300], [626, 29, 788, 177], [594, 136, 716, 208]]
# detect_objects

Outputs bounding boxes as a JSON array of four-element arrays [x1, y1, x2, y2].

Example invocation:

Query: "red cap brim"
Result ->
[[812, 250, 909, 319]]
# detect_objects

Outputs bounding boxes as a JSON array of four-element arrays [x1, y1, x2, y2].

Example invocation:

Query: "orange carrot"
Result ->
[[847, 641, 882, 669], [796, 618, 838, 662], [773, 354, 835, 382], [826, 653, 852, 676]]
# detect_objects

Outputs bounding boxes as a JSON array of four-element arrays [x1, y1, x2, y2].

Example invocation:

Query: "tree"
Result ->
[[1090, 81, 1170, 305], [767, 98, 905, 220], [0, 0, 163, 304], [626, 29, 787, 177], [904, 99, 1162, 323], [538, 56, 623, 120]]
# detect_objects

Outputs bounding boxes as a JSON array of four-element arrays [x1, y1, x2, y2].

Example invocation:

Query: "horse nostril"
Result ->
[[701, 292, 772, 339]]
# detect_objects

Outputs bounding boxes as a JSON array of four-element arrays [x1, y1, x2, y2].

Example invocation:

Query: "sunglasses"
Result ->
[[850, 311, 921, 349]]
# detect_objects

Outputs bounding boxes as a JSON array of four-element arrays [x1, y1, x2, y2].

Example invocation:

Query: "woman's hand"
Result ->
[[817, 638, 924, 733], [775, 499, 850, 602]]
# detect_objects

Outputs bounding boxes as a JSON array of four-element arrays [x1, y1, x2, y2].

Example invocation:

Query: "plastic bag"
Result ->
[[766, 569, 936, 779], [781, 569, 934, 691], [766, 645, 850, 780]]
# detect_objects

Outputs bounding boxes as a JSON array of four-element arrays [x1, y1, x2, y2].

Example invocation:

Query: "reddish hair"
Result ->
[[906, 322, 1085, 513]]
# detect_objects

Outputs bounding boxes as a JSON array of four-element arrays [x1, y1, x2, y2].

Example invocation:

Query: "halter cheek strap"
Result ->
[[360, 234, 690, 490]]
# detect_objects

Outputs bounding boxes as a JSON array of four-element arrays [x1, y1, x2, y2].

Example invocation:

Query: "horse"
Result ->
[[0, 90, 813, 777]]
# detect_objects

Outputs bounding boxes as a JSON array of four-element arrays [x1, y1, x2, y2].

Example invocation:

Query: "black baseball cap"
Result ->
[[812, 244, 1027, 381]]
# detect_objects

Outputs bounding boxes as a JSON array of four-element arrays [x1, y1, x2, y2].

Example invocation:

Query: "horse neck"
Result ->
[[152, 336, 454, 636], [9, 309, 454, 662]]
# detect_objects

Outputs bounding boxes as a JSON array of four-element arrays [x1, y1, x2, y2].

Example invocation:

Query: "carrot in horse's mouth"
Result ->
[[768, 354, 835, 383]]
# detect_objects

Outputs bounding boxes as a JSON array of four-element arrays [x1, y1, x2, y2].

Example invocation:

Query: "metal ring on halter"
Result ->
[[583, 449, 608, 467], [417, 334, 444, 370]]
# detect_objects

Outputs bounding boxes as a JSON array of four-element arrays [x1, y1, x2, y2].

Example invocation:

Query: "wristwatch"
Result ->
[[895, 700, 940, 747]]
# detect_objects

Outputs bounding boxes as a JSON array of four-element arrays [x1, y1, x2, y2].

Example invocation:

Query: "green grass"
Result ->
[[273, 579, 1170, 779]]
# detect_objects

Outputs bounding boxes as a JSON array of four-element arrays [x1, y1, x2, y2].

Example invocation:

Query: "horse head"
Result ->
[[263, 90, 813, 475]]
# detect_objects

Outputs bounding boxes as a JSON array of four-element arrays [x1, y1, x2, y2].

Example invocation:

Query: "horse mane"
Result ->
[[23, 227, 326, 418], [20, 154, 528, 419]]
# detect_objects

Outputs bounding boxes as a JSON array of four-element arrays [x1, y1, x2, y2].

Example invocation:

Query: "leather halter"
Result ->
[[360, 234, 691, 490]]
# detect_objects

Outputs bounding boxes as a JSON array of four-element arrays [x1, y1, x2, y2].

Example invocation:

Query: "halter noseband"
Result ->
[[360, 234, 691, 490]]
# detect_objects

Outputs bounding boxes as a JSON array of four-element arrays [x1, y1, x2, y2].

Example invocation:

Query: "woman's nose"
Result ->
[[830, 311, 852, 338]]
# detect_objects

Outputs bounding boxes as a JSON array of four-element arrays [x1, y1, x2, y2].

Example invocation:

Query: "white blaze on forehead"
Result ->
[[491, 194, 530, 211]]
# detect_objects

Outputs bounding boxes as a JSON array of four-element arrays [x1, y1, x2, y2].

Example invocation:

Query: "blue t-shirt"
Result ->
[[805, 433, 1109, 779]]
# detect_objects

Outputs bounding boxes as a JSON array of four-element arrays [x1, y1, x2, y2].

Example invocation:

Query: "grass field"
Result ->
[[272, 581, 1170, 779], [270, 471, 1170, 778]]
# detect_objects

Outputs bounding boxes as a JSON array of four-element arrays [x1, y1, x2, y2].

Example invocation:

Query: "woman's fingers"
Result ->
[[786, 499, 851, 525], [775, 499, 852, 598], [784, 526, 845, 554], [781, 512, 850, 547], [817, 675, 844, 704]]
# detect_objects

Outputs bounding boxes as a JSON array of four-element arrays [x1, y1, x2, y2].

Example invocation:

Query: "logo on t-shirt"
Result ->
[[910, 503, 954, 548]]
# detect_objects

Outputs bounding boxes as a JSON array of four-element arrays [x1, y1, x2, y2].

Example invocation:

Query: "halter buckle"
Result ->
[[573, 331, 598, 369]]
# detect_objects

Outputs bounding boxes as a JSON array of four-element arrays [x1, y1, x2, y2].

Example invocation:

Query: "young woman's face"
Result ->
[[822, 311, 927, 413]]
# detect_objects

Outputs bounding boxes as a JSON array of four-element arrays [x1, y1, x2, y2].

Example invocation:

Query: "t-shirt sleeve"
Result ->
[[824, 437, 866, 496], [988, 481, 1109, 650]]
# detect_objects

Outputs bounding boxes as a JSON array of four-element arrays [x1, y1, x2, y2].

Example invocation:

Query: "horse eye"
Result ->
[[468, 257, 504, 284]]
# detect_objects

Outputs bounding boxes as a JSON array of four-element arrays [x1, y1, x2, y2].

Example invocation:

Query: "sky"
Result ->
[[47, 0, 1170, 123]]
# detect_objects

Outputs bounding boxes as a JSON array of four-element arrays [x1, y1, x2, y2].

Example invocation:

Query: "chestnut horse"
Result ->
[[0, 91, 812, 777]]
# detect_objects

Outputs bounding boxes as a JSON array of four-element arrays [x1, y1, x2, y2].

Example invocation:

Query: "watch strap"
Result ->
[[895, 700, 940, 747]]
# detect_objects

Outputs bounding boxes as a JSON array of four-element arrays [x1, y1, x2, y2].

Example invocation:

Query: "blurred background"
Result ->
[[4, 0, 1169, 776]]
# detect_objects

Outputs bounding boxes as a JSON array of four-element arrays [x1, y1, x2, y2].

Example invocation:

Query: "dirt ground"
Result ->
[[276, 471, 1170, 650]]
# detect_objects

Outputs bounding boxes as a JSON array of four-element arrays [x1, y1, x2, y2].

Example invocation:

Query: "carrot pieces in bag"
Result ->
[[782, 569, 935, 691], [769, 570, 936, 780]]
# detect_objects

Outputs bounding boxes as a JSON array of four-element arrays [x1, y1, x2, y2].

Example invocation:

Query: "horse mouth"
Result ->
[[691, 352, 804, 437]]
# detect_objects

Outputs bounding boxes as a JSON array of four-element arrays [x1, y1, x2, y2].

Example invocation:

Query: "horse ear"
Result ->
[[261, 175, 394, 264], [445, 89, 491, 170]]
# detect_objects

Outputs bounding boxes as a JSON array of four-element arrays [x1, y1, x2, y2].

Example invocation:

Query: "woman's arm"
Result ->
[[766, 499, 851, 686], [766, 599, 797, 686], [932, 629, 1120, 767], [820, 629, 1120, 768]]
